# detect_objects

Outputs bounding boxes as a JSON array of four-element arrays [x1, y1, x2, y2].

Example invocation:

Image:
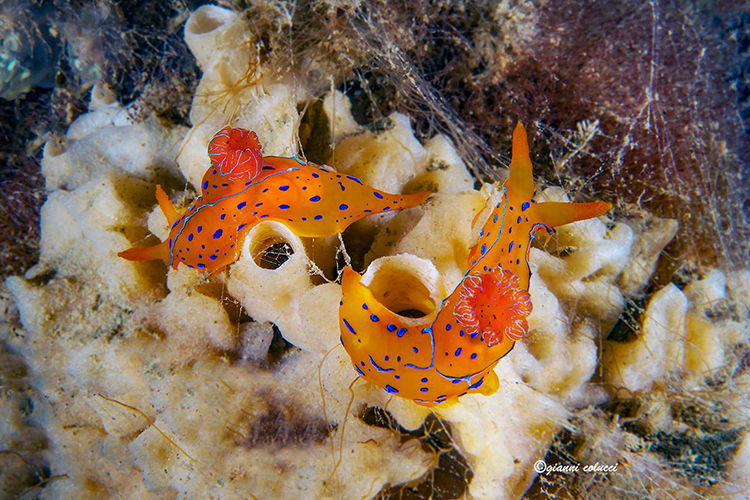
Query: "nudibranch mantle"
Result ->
[[119, 126, 430, 272], [339, 123, 613, 406]]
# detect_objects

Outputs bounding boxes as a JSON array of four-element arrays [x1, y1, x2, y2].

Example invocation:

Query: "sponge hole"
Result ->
[[252, 238, 294, 270]]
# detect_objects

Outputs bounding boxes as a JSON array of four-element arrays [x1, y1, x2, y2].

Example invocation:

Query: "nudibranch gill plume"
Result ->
[[339, 123, 613, 406], [119, 126, 430, 272]]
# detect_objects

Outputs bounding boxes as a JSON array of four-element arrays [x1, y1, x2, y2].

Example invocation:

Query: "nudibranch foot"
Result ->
[[339, 122, 613, 406]]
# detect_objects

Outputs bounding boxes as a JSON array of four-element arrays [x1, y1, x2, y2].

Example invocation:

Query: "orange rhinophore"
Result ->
[[339, 123, 613, 406], [118, 127, 430, 272]]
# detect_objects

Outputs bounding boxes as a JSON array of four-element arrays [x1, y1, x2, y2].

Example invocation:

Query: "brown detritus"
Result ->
[[239, 401, 336, 448], [359, 406, 474, 500]]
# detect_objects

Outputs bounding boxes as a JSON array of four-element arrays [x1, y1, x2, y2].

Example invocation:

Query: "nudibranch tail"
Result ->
[[252, 157, 431, 238], [117, 240, 170, 263]]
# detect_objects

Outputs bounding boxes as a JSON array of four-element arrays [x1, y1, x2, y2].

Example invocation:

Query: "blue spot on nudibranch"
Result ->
[[279, 204, 290, 210], [387, 324, 397, 332], [238, 224, 246, 231], [374, 192, 383, 199], [312, 172, 319, 178], [481, 243, 487, 254], [421, 377, 428, 383], [202, 181, 208, 189], [213, 229, 223, 239], [385, 385, 398, 394], [509, 241, 514, 252], [237, 201, 247, 210], [343, 318, 356, 335], [339, 204, 348, 211], [517, 216, 522, 224], [310, 195, 321, 202], [362, 303, 368, 310], [413, 347, 419, 354], [493, 214, 498, 223], [420, 387, 428, 393], [370, 314, 379, 322], [470, 379, 484, 390], [347, 175, 363, 185], [187, 234, 193, 241], [383, 206, 390, 211], [279, 185, 290, 191], [446, 324, 452, 331], [197, 263, 205, 269], [197, 226, 203, 233], [220, 214, 226, 220], [338, 181, 345, 191], [522, 201, 530, 211], [210, 255, 217, 260], [471, 353, 477, 360], [355, 365, 365, 377], [397, 328, 407, 337], [455, 348, 462, 357], [314, 215, 323, 220]]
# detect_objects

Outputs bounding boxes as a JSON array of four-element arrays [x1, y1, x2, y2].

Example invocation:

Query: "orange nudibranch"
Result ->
[[118, 127, 430, 272], [339, 123, 613, 406]]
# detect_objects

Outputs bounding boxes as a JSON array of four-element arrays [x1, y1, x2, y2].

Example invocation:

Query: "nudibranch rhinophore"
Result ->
[[119, 127, 430, 272], [339, 123, 613, 406]]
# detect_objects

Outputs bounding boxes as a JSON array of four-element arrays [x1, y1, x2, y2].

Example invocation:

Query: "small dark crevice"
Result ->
[[264, 324, 301, 368], [359, 406, 474, 500]]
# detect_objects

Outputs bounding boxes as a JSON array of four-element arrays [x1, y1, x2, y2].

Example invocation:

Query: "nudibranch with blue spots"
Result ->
[[339, 123, 613, 406], [119, 126, 430, 272]]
